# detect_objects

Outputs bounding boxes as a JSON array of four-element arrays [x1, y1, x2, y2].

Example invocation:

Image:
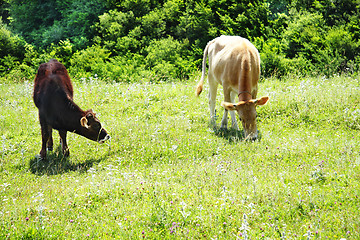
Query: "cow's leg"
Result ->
[[220, 85, 231, 129], [230, 91, 239, 130], [59, 130, 70, 157], [208, 74, 218, 127], [47, 126, 53, 151], [220, 109, 229, 129], [39, 116, 49, 159]]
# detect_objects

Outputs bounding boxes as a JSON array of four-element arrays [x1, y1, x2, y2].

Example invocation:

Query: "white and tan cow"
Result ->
[[195, 35, 268, 140]]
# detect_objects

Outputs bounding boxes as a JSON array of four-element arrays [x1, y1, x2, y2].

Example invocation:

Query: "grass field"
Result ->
[[0, 75, 359, 239]]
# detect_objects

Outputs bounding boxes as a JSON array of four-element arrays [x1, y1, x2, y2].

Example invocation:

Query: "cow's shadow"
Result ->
[[211, 125, 261, 143], [29, 145, 109, 175]]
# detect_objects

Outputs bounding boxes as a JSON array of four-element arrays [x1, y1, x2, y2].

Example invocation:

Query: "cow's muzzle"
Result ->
[[244, 130, 259, 141], [99, 134, 111, 144]]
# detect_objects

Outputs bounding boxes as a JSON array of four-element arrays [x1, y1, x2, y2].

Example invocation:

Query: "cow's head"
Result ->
[[80, 110, 110, 143], [221, 96, 268, 141]]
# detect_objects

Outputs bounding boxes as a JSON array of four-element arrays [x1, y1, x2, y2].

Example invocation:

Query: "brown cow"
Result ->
[[33, 59, 110, 159], [195, 35, 268, 140]]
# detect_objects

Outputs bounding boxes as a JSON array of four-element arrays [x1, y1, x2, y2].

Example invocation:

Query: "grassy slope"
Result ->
[[0, 76, 359, 239]]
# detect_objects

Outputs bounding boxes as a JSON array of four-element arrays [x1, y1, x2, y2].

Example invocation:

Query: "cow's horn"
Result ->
[[80, 116, 90, 128]]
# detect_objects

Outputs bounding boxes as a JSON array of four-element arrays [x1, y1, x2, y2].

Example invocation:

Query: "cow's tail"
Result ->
[[195, 41, 211, 96]]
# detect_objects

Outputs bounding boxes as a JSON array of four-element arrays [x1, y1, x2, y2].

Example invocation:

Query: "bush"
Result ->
[[69, 45, 111, 79], [8, 0, 107, 49], [277, 9, 360, 77], [94, 10, 137, 54], [39, 40, 74, 68], [1, 63, 35, 83], [282, 11, 326, 60], [2, 1, 360, 81], [0, 19, 26, 72], [97, 54, 146, 83], [145, 37, 195, 81]]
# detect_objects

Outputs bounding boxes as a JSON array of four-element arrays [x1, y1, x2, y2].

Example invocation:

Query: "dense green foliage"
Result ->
[[1, 0, 360, 81], [1, 76, 359, 238], [6, 0, 106, 49]]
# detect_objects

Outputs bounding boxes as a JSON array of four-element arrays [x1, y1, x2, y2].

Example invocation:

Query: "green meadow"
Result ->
[[0, 75, 359, 239]]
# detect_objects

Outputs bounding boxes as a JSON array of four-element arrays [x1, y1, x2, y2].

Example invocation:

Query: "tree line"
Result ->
[[1, 0, 360, 82]]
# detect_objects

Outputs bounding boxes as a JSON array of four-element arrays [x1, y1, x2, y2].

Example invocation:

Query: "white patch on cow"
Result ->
[[99, 134, 111, 144]]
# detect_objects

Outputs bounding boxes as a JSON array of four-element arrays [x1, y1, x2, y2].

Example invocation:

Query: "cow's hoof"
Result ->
[[231, 125, 240, 131], [209, 118, 216, 126], [63, 149, 70, 157], [36, 154, 45, 161], [39, 150, 47, 160]]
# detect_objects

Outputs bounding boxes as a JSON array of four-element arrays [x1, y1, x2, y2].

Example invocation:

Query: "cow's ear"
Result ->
[[86, 112, 94, 119], [221, 102, 237, 110], [255, 96, 269, 106], [80, 116, 90, 128]]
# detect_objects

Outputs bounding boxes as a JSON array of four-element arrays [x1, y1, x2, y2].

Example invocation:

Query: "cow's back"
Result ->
[[208, 36, 260, 90], [33, 59, 73, 108]]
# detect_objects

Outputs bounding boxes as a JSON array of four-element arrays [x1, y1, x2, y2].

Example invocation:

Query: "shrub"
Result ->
[[8, 0, 107, 49], [69, 45, 111, 79], [94, 10, 137, 54], [38, 40, 74, 68], [144, 37, 195, 80], [1, 63, 35, 83], [282, 11, 326, 60], [98, 54, 146, 83], [0, 19, 26, 73]]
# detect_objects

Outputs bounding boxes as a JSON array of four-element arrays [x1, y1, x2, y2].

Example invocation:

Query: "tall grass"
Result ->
[[0, 75, 359, 239]]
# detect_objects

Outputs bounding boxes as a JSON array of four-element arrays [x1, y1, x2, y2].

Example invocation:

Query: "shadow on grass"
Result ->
[[29, 145, 111, 176], [211, 125, 262, 143]]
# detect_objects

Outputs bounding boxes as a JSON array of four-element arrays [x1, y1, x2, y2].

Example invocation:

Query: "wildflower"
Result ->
[[70, 219, 74, 223], [240, 214, 250, 239], [25, 217, 29, 221]]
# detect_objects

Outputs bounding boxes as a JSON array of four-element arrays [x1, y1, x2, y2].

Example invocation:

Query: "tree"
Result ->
[[0, 0, 10, 24], [7, 0, 107, 49], [0, 18, 25, 69]]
